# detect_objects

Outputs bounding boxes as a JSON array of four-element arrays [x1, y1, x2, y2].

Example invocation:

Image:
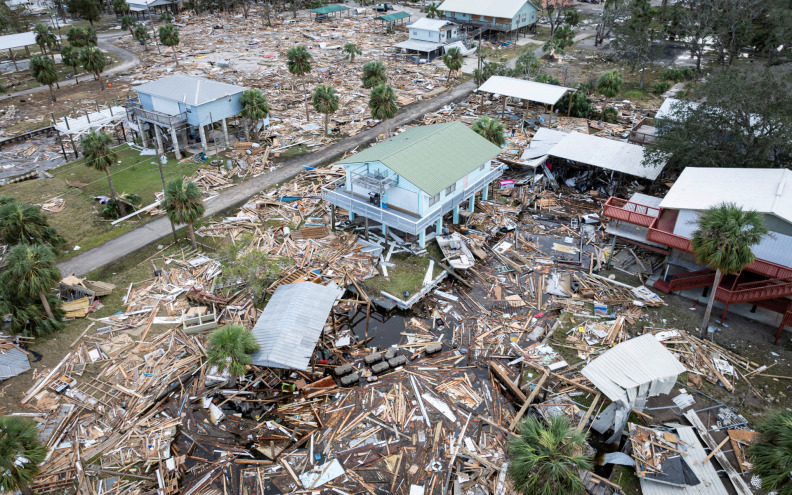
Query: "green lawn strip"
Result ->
[[0, 144, 203, 257], [363, 242, 443, 298]]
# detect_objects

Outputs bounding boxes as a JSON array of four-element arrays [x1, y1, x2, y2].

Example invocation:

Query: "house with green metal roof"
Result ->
[[322, 121, 503, 247]]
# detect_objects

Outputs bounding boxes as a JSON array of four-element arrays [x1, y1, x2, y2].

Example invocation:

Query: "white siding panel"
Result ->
[[387, 187, 419, 214]]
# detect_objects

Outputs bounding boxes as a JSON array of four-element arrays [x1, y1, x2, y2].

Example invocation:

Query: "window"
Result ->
[[521, 13, 526, 23], [428, 193, 440, 207], [445, 183, 456, 195]]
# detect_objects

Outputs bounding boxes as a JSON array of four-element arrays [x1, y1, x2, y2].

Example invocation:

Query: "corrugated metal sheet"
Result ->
[[310, 4, 349, 14], [547, 132, 663, 180], [640, 426, 728, 495], [0, 347, 31, 381], [394, 39, 444, 52], [375, 11, 412, 22], [581, 334, 686, 406], [0, 31, 42, 51], [409, 18, 454, 31], [438, 0, 533, 19], [133, 75, 246, 106], [337, 122, 502, 196], [249, 282, 340, 370], [478, 76, 573, 106], [659, 167, 792, 224]]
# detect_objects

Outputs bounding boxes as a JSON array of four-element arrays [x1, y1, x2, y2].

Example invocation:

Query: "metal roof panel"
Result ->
[[133, 74, 246, 106], [479, 76, 573, 106]]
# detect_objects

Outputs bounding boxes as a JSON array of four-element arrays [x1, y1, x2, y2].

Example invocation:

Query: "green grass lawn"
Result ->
[[0, 144, 204, 258], [2, 51, 122, 95], [363, 243, 443, 298]]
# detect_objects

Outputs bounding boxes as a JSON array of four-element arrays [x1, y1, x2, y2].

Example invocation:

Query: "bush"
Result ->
[[557, 84, 594, 119], [623, 90, 644, 100], [535, 73, 560, 86], [653, 81, 672, 94], [601, 106, 619, 123], [662, 67, 694, 83], [597, 70, 623, 98], [99, 193, 141, 220]]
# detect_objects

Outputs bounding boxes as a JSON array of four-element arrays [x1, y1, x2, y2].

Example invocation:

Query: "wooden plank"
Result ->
[[684, 410, 752, 495]]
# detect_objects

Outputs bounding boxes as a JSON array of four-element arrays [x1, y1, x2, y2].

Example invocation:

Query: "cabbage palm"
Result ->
[[0, 289, 65, 338], [442, 47, 463, 84], [508, 415, 592, 495], [0, 199, 65, 247], [472, 116, 505, 147], [747, 410, 792, 495], [1, 243, 61, 320], [206, 325, 260, 387], [121, 15, 136, 37], [423, 2, 440, 18], [159, 12, 173, 23], [313, 85, 339, 135], [368, 83, 398, 137], [597, 70, 623, 98], [362, 60, 387, 88], [691, 202, 766, 338], [61, 46, 81, 81], [240, 89, 270, 142], [34, 23, 56, 59], [163, 178, 205, 249], [134, 24, 150, 51], [30, 55, 58, 102], [159, 23, 180, 66], [286, 45, 313, 121], [80, 46, 106, 90], [0, 415, 48, 495], [342, 42, 362, 62], [81, 129, 125, 217]]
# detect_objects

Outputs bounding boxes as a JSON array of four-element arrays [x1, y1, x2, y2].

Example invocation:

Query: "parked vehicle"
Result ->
[[375, 3, 394, 12]]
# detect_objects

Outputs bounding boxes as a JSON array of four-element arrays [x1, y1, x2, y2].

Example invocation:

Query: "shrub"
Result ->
[[601, 106, 619, 123], [653, 81, 672, 94], [597, 70, 623, 98], [99, 193, 141, 219]]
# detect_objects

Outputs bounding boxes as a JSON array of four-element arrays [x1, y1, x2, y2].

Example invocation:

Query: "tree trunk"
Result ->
[[39, 291, 54, 319], [172, 45, 179, 66], [105, 166, 127, 216], [49, 84, 56, 102], [323, 112, 328, 135], [243, 116, 250, 141], [18, 480, 34, 495], [302, 79, 309, 121], [699, 268, 722, 339], [97, 71, 104, 90], [188, 222, 197, 249], [639, 66, 645, 89]]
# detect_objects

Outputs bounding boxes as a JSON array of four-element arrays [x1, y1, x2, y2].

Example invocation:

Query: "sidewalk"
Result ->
[[57, 79, 477, 277]]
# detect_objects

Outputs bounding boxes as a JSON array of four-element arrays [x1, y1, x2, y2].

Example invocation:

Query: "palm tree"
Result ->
[[747, 410, 792, 495], [368, 83, 398, 137], [0, 199, 65, 247], [342, 42, 362, 62], [121, 15, 136, 37], [33, 23, 56, 59], [206, 325, 260, 387], [361, 60, 387, 89], [30, 55, 58, 102], [66, 26, 90, 48], [1, 243, 61, 320], [81, 129, 126, 217], [0, 291, 65, 338], [61, 46, 81, 82], [163, 178, 205, 249], [423, 2, 440, 18], [286, 45, 313, 121], [472, 116, 505, 147], [442, 47, 463, 84], [313, 85, 339, 135], [113, 0, 130, 15], [160, 12, 173, 23], [0, 415, 48, 495], [240, 89, 270, 142], [134, 24, 151, 50], [597, 70, 623, 98], [159, 23, 180, 66], [80, 46, 106, 90], [691, 202, 767, 338], [508, 415, 592, 495]]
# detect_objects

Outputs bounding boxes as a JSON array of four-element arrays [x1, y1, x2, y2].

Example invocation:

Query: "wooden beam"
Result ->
[[510, 371, 548, 430]]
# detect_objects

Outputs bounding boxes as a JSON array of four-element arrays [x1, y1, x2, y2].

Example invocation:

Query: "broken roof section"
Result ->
[[659, 167, 792, 224], [375, 11, 412, 22], [0, 340, 31, 382], [478, 75, 574, 107], [337, 121, 502, 196], [249, 282, 340, 371], [549, 131, 664, 180], [583, 334, 685, 442], [133, 74, 246, 106]]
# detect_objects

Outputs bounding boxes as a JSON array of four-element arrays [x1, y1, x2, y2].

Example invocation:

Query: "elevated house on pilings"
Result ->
[[321, 121, 504, 248], [603, 167, 792, 343], [438, 0, 538, 40], [127, 74, 249, 159]]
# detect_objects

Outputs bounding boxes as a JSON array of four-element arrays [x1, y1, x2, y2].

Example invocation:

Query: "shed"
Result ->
[[249, 282, 340, 370], [547, 132, 663, 180], [375, 11, 412, 23], [478, 76, 575, 124], [0, 345, 31, 382], [583, 334, 685, 442]]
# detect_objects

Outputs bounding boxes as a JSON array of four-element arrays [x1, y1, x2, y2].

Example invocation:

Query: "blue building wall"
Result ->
[[136, 91, 244, 126], [442, 1, 537, 30]]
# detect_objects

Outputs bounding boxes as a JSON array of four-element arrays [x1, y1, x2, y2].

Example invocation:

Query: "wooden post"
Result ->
[[510, 371, 548, 430], [567, 90, 574, 116]]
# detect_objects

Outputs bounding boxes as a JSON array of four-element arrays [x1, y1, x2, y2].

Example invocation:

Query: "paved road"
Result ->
[[0, 32, 138, 102], [57, 79, 478, 276]]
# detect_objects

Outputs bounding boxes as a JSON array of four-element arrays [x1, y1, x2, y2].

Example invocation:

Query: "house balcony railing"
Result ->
[[126, 102, 187, 127], [322, 166, 503, 235], [602, 197, 659, 228]]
